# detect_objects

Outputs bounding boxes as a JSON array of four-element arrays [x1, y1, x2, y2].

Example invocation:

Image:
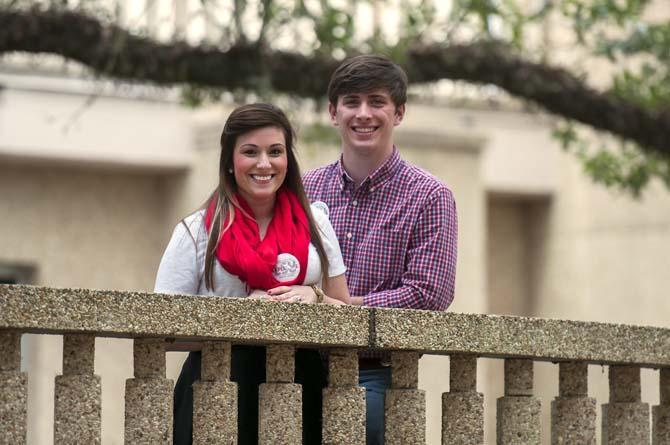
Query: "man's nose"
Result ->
[[356, 102, 372, 119]]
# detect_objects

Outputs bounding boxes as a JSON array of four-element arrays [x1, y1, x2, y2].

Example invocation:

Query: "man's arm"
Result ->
[[362, 187, 457, 310]]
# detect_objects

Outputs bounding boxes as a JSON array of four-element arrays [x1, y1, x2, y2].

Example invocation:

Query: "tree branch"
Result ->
[[1, 8, 669, 157]]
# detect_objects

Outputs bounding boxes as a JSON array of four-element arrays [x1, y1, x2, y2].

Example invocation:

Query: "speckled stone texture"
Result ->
[[496, 397, 541, 445], [551, 362, 595, 444], [504, 359, 533, 396], [0, 331, 20, 372], [449, 355, 477, 392], [327, 348, 359, 386], [602, 403, 650, 444], [124, 378, 173, 444], [558, 362, 587, 396], [0, 331, 26, 444], [391, 351, 420, 389], [323, 387, 366, 444], [124, 337, 172, 444], [497, 358, 540, 444], [258, 383, 302, 444], [372, 306, 670, 367], [200, 341, 231, 381], [442, 355, 483, 444], [62, 334, 95, 374], [0, 285, 369, 348], [653, 405, 670, 445], [193, 380, 237, 444], [54, 374, 101, 444], [603, 365, 649, 444], [323, 349, 365, 444], [551, 397, 596, 444], [385, 389, 426, 444], [266, 344, 295, 383], [192, 341, 237, 444], [133, 338, 165, 378], [609, 365, 641, 402], [654, 368, 670, 445], [0, 371, 27, 444], [443, 392, 484, 444]]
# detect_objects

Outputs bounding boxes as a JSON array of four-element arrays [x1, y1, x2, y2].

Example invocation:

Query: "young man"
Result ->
[[303, 55, 458, 444]]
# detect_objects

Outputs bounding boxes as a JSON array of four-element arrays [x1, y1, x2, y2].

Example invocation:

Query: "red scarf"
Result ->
[[204, 188, 310, 290]]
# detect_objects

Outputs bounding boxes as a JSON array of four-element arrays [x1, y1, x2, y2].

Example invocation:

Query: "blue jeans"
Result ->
[[359, 366, 392, 445]]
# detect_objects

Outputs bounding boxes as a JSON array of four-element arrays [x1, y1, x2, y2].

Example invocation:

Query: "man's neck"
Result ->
[[342, 145, 394, 187]]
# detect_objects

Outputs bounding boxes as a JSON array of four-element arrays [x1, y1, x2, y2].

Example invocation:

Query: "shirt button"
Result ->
[[346, 232, 353, 239], [352, 200, 358, 206]]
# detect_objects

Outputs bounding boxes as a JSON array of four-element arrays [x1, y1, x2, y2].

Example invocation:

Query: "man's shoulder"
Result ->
[[303, 162, 339, 188], [397, 158, 453, 201]]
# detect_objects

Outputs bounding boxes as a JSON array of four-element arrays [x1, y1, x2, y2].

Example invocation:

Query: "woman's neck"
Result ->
[[247, 196, 275, 239]]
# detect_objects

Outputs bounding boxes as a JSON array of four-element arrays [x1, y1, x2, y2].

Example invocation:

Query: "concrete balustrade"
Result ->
[[654, 368, 670, 444], [602, 365, 650, 444], [54, 334, 101, 444], [322, 348, 365, 444], [124, 337, 172, 444], [259, 344, 302, 444], [2, 284, 670, 443], [0, 331, 26, 445], [497, 359, 541, 444], [193, 341, 237, 444], [551, 362, 596, 444], [385, 351, 425, 445], [442, 354, 484, 445]]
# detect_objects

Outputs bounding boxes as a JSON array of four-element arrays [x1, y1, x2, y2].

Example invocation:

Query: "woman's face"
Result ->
[[232, 126, 288, 205]]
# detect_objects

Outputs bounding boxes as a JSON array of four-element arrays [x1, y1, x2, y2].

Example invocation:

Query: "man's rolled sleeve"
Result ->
[[363, 187, 457, 310]]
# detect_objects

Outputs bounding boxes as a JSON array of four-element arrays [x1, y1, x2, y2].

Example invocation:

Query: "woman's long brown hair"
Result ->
[[204, 103, 329, 291]]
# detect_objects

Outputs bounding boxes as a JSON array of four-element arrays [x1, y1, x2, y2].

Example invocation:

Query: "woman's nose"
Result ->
[[257, 153, 271, 168]]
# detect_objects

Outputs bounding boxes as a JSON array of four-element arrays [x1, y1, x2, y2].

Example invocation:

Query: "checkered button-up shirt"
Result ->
[[303, 147, 457, 310]]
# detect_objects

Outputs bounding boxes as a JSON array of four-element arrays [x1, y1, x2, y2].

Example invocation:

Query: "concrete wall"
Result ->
[[0, 163, 186, 444]]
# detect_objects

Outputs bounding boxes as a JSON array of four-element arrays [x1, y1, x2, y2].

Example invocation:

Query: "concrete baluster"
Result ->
[[551, 362, 596, 444], [496, 358, 541, 444], [385, 351, 426, 445], [602, 365, 650, 444], [322, 348, 366, 444], [192, 342, 237, 444], [54, 335, 101, 444], [0, 332, 27, 444], [258, 345, 302, 444], [654, 368, 670, 444], [124, 338, 172, 444], [442, 355, 484, 444]]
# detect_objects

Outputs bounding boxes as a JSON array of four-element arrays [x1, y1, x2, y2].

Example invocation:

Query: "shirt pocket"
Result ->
[[359, 227, 408, 288]]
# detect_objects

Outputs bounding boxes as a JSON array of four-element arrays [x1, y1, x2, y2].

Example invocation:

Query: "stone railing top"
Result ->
[[2, 285, 670, 367], [374, 308, 670, 368], [0, 285, 369, 348]]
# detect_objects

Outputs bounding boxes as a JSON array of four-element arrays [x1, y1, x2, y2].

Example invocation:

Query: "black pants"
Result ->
[[173, 346, 326, 445]]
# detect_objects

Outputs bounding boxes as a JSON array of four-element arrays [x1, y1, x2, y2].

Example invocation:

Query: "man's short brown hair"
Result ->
[[327, 54, 408, 108]]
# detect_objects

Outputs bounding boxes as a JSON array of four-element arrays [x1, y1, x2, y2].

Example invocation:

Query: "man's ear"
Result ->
[[394, 104, 406, 126], [328, 102, 338, 126]]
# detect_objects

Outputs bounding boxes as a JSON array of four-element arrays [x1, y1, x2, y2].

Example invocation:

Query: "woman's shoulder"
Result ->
[[171, 209, 207, 246], [309, 201, 331, 223]]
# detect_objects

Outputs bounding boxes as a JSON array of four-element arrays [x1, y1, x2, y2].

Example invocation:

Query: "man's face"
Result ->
[[329, 89, 405, 156]]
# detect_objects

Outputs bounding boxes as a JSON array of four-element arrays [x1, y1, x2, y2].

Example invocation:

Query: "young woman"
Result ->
[[154, 103, 350, 444]]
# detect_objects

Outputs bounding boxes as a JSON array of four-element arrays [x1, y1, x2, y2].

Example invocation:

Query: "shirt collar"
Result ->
[[337, 146, 402, 192]]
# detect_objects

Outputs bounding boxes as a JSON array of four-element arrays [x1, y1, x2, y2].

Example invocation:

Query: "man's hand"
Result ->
[[267, 285, 317, 304], [351, 296, 364, 306]]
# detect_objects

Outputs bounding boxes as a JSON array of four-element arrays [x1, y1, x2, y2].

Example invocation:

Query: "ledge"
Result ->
[[2, 285, 670, 367], [373, 309, 670, 367], [0, 285, 370, 348]]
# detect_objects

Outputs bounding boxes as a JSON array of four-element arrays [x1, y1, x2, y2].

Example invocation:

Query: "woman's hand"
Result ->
[[267, 285, 317, 304], [248, 289, 270, 300]]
